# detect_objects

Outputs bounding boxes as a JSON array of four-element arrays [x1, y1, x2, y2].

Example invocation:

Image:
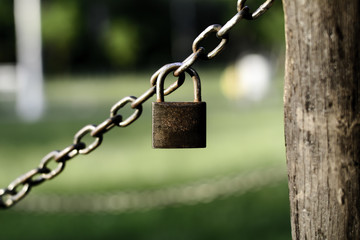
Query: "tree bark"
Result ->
[[283, 1, 360, 239]]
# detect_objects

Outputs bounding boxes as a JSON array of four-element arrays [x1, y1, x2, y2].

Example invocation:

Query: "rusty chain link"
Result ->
[[0, 0, 274, 209]]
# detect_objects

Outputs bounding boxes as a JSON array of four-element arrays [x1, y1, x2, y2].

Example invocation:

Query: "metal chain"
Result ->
[[0, 0, 275, 209]]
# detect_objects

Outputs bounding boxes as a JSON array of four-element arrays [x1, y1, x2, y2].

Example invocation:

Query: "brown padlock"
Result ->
[[152, 66, 206, 148]]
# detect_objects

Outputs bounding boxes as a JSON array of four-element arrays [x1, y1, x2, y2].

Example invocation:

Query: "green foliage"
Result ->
[[42, 1, 79, 50], [41, 1, 80, 71], [256, 2, 285, 47], [0, 0, 285, 72], [103, 20, 140, 68]]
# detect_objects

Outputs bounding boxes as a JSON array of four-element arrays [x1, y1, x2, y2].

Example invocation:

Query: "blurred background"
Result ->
[[0, 0, 289, 239]]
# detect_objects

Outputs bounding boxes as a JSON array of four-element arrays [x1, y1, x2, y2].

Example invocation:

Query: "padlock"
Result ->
[[152, 67, 206, 148]]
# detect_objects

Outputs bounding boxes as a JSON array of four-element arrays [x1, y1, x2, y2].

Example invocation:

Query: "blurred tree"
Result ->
[[0, 0, 284, 73], [42, 0, 80, 72], [102, 19, 140, 68]]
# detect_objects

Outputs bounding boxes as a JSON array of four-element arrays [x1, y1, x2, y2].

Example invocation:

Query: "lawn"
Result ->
[[0, 69, 290, 239]]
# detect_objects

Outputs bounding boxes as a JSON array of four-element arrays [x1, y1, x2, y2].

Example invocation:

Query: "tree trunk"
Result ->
[[283, 1, 360, 239]]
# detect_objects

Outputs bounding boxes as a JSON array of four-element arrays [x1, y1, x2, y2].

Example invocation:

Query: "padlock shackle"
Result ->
[[156, 63, 201, 103]]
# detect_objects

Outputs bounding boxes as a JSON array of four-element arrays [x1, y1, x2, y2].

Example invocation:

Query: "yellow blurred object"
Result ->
[[221, 54, 271, 102], [221, 64, 242, 101]]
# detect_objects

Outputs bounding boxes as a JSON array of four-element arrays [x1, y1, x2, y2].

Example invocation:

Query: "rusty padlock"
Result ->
[[152, 67, 206, 148]]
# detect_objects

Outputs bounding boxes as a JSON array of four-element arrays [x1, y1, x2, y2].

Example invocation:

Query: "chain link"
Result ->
[[39, 151, 65, 180], [238, 0, 275, 19], [192, 24, 229, 60], [0, 0, 275, 209], [217, 7, 251, 38]]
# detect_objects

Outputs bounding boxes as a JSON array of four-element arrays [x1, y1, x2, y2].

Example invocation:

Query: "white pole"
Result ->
[[14, 0, 44, 121]]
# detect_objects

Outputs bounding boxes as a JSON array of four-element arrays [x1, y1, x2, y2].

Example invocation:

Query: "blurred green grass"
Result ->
[[0, 69, 290, 239], [0, 182, 290, 240]]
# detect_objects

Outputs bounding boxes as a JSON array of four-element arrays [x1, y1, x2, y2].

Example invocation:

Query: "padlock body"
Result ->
[[152, 102, 206, 148]]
